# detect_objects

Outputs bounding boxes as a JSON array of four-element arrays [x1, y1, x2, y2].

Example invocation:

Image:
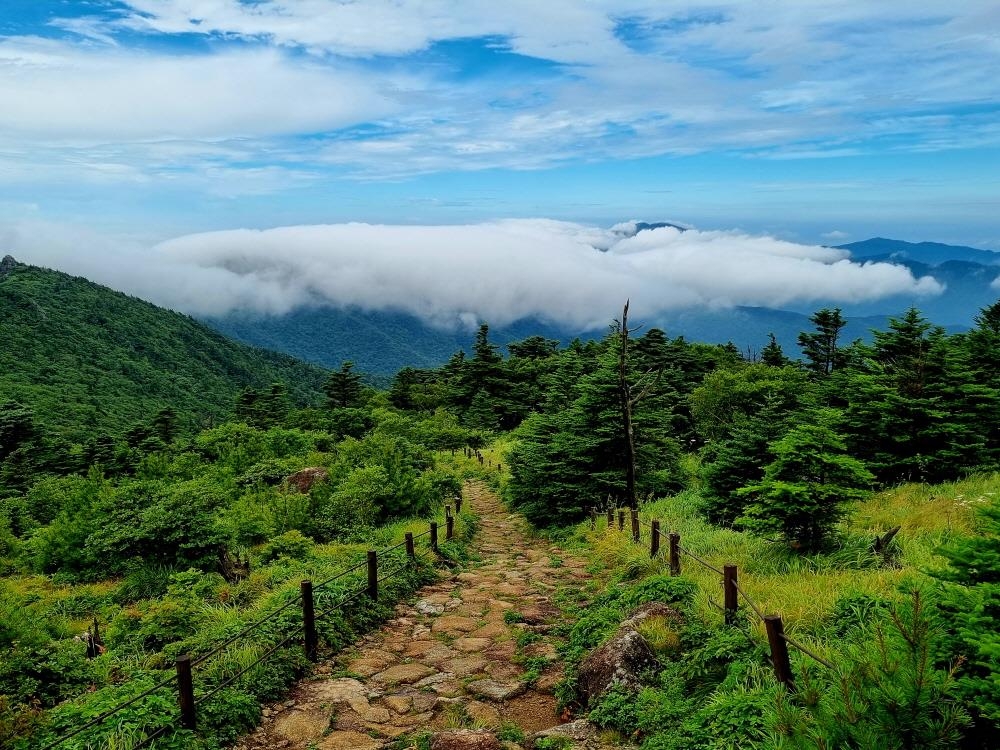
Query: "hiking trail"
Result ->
[[233, 480, 592, 750]]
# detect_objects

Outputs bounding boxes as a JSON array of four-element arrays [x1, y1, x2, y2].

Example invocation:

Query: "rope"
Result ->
[[781, 633, 836, 670], [36, 672, 175, 750], [195, 629, 302, 706], [314, 557, 369, 590], [314, 586, 370, 622], [376, 563, 410, 585], [191, 595, 301, 667], [131, 722, 175, 749], [676, 544, 725, 576], [732, 581, 766, 622]]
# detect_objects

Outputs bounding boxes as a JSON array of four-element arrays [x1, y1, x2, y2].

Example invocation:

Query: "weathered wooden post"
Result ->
[[446, 514, 455, 540], [668, 532, 681, 576], [497, 463, 501, 473], [590, 507, 597, 530], [455, 495, 462, 514], [176, 654, 196, 730], [405, 532, 415, 560], [430, 521, 439, 552], [764, 615, 794, 690], [650, 520, 660, 558], [446, 504, 452, 519], [367, 551, 378, 601], [607, 508, 614, 528], [301, 580, 317, 661], [618, 510, 625, 531], [631, 509, 640, 543], [723, 564, 738, 625]]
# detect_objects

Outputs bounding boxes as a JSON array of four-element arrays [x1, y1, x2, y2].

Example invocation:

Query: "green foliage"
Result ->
[[738, 418, 873, 551], [933, 493, 1000, 739]]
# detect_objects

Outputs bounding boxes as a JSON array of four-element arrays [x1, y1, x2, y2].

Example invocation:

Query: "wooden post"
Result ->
[[176, 654, 196, 730], [301, 580, 317, 661], [764, 615, 794, 690], [367, 550, 378, 601], [445, 504, 452, 519], [668, 533, 680, 576], [723, 564, 738, 625], [455, 496, 462, 514], [405, 532, 415, 560], [631, 509, 640, 543], [650, 520, 660, 558], [497, 463, 501, 473], [590, 507, 597, 530], [607, 508, 614, 528], [446, 514, 455, 540], [618, 510, 625, 531], [430, 522, 439, 552]]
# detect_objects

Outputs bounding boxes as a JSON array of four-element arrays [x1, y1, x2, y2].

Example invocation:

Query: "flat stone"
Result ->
[[391, 710, 435, 727], [432, 615, 479, 634], [430, 729, 502, 750], [310, 678, 373, 715], [347, 649, 398, 677], [467, 679, 527, 701], [273, 709, 330, 743], [383, 695, 412, 714], [416, 599, 446, 615], [318, 730, 385, 750], [453, 637, 491, 653], [441, 656, 488, 677], [469, 623, 506, 639], [372, 663, 437, 685]]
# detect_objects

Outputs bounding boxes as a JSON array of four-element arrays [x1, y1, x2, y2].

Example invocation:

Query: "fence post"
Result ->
[[446, 514, 455, 540], [590, 507, 597, 530], [176, 654, 196, 730], [301, 580, 317, 661], [607, 508, 613, 528], [618, 510, 625, 531], [723, 564, 738, 625], [650, 520, 660, 558], [456, 496, 462, 514], [764, 615, 794, 690], [668, 532, 681, 576], [445, 504, 452, 520], [497, 463, 501, 473], [367, 551, 378, 601], [405, 532, 415, 560], [430, 522, 439, 552], [631, 509, 640, 543]]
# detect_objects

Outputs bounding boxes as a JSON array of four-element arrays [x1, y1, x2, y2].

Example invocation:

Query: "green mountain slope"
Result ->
[[0, 256, 327, 439]]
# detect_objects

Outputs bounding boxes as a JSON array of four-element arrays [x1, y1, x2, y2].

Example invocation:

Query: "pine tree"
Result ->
[[798, 308, 847, 375], [738, 416, 872, 551], [760, 333, 789, 367], [324, 361, 363, 408]]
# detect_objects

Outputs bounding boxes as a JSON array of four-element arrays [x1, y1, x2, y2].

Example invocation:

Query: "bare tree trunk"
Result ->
[[619, 301, 639, 508]]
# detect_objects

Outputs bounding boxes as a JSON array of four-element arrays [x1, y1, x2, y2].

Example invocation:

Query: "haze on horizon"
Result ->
[[1, 1, 998, 326]]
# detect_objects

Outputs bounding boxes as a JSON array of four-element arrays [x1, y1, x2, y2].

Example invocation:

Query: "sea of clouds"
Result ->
[[2, 219, 943, 330]]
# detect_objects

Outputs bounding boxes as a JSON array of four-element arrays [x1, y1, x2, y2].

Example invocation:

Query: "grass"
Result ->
[[574, 473, 995, 638]]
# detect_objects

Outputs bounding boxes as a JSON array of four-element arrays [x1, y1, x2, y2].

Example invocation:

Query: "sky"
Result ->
[[0, 1, 998, 325]]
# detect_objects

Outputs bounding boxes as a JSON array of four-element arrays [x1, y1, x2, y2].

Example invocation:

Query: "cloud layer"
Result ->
[[4, 219, 939, 329]]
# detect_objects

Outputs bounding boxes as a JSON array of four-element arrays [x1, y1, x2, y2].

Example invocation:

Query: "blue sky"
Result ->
[[1, 1, 999, 251]]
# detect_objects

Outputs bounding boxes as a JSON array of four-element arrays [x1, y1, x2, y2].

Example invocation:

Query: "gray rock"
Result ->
[[466, 679, 527, 701]]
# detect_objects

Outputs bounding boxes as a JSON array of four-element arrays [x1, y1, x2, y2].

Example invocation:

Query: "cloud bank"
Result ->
[[3, 219, 939, 330]]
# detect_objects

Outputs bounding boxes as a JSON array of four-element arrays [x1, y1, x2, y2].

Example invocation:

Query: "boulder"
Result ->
[[284, 467, 329, 493], [576, 602, 682, 708]]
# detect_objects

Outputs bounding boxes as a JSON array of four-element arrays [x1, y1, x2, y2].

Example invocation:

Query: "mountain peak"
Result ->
[[1, 255, 19, 277]]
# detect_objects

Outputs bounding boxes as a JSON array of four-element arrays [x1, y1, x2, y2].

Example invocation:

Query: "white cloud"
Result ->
[[822, 230, 850, 241], [0, 37, 392, 141], [1, 219, 938, 327]]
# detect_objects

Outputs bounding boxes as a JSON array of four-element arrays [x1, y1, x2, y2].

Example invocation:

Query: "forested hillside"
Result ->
[[2, 267, 999, 749], [0, 255, 327, 439]]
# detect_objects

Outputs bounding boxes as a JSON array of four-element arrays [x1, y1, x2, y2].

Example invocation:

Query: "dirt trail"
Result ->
[[233, 480, 591, 750]]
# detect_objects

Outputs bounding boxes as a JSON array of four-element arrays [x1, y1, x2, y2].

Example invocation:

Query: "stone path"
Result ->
[[233, 481, 592, 750]]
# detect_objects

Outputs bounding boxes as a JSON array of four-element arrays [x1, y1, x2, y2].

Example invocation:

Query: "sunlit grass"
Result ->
[[576, 473, 1000, 640]]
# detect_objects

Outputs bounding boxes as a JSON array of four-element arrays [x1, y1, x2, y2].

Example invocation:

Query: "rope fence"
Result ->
[[39, 501, 468, 750], [590, 504, 836, 691]]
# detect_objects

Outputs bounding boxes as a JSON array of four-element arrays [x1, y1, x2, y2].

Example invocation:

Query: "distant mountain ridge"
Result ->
[[839, 237, 1000, 266], [0, 257, 328, 439]]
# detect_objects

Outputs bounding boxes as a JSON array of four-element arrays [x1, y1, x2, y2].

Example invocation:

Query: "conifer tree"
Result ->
[[324, 361, 363, 408], [760, 333, 789, 367], [798, 308, 847, 375]]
